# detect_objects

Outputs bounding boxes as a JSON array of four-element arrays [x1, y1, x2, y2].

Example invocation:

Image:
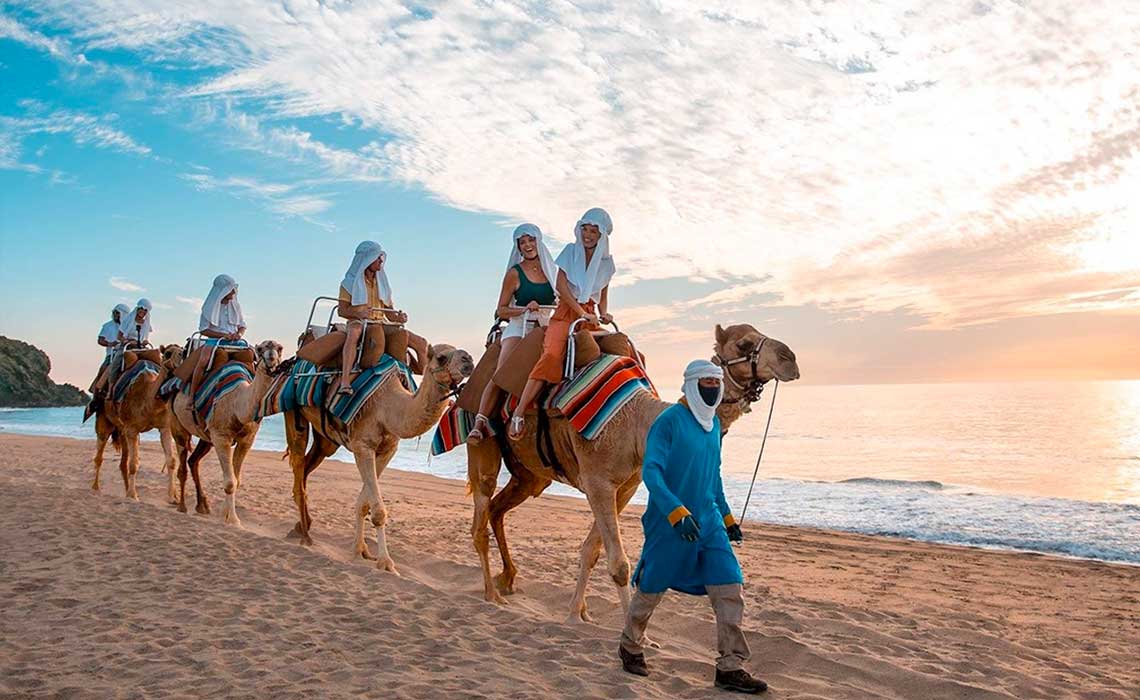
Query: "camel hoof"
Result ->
[[493, 573, 520, 596], [358, 546, 377, 561], [285, 522, 303, 539], [378, 559, 399, 575], [91, 482, 100, 491], [177, 502, 187, 513], [223, 512, 243, 527], [486, 591, 508, 606], [299, 534, 313, 547], [563, 611, 592, 625], [196, 500, 210, 515]]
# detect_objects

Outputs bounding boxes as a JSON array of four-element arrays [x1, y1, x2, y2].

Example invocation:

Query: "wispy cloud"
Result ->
[[9, 1, 1140, 333], [175, 296, 204, 312], [179, 172, 333, 219], [109, 276, 144, 292]]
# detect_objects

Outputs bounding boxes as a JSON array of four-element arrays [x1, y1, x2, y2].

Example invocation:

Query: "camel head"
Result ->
[[714, 324, 800, 398], [159, 344, 184, 372], [254, 340, 285, 373], [424, 343, 475, 390]]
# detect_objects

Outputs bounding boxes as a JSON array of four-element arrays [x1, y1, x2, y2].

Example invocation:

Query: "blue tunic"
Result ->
[[631, 403, 743, 595]]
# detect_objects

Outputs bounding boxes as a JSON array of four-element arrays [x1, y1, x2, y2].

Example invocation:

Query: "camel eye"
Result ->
[[735, 339, 755, 354]]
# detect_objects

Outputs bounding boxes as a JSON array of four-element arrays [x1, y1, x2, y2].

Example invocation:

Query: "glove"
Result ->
[[726, 523, 743, 543], [674, 515, 701, 542]]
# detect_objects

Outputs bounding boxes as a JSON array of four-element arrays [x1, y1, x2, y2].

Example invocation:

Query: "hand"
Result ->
[[726, 523, 743, 543], [236, 327, 246, 338], [674, 515, 701, 542], [582, 313, 599, 325], [396, 311, 409, 323], [526, 301, 540, 312], [599, 312, 613, 325]]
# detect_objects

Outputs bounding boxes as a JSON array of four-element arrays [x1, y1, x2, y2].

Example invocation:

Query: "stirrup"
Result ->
[[507, 414, 526, 441]]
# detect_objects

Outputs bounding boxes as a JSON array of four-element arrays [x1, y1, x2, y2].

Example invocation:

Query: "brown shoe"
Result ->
[[619, 645, 649, 677], [714, 668, 767, 694]]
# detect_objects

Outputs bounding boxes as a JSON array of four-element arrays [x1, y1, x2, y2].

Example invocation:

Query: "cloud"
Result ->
[[109, 276, 144, 292], [10, 1, 1140, 332], [175, 296, 204, 310], [179, 172, 333, 219]]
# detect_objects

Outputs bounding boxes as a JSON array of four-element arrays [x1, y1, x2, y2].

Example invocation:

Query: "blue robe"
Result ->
[[631, 403, 743, 595]]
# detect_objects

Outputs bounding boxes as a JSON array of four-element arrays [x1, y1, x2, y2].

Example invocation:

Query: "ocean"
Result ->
[[3, 380, 1138, 565]]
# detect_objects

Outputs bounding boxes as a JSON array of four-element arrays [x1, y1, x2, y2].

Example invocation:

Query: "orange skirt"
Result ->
[[528, 300, 597, 383]]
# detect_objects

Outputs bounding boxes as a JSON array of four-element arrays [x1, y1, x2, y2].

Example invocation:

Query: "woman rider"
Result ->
[[508, 207, 615, 441], [189, 274, 247, 404], [467, 223, 558, 444], [336, 241, 429, 397]]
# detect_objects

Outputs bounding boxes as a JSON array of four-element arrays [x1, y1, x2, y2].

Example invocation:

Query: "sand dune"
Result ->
[[1, 433, 1137, 699]]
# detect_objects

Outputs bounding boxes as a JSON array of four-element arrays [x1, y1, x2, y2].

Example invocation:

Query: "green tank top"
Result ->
[[513, 264, 556, 306]]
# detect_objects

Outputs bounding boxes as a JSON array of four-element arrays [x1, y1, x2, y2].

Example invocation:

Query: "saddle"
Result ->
[[121, 348, 162, 372], [296, 324, 415, 372], [173, 345, 256, 383]]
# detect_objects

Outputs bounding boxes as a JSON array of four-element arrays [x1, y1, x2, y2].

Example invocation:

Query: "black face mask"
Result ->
[[698, 384, 721, 407]]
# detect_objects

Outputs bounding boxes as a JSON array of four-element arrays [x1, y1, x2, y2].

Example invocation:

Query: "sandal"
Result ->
[[507, 414, 526, 442], [334, 385, 355, 399], [466, 414, 490, 445]]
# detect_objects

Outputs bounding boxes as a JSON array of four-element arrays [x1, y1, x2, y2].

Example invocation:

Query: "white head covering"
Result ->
[[507, 224, 559, 295], [101, 304, 131, 352], [120, 298, 153, 343], [112, 303, 131, 321], [342, 240, 391, 306], [555, 207, 615, 304], [682, 359, 724, 432], [199, 274, 245, 333]]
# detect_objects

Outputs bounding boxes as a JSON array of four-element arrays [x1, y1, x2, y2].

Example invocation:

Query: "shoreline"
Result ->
[[3, 433, 1139, 699]]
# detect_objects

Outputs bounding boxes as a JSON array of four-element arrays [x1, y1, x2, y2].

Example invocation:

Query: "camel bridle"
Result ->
[[715, 336, 769, 405]]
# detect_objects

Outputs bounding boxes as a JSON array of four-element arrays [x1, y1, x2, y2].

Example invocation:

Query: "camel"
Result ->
[[169, 340, 285, 525], [466, 323, 800, 622], [283, 343, 474, 573], [92, 344, 183, 502]]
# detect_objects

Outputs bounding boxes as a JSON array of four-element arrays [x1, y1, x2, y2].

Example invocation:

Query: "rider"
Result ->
[[89, 303, 131, 393], [336, 241, 429, 397], [467, 223, 558, 444], [618, 359, 767, 694], [507, 207, 614, 441], [189, 274, 247, 401], [105, 298, 154, 390]]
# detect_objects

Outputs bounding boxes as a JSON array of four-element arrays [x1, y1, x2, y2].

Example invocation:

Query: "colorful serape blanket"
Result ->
[[194, 361, 254, 422], [256, 355, 417, 425], [547, 354, 657, 440], [430, 402, 479, 456], [112, 360, 160, 403], [158, 376, 183, 400]]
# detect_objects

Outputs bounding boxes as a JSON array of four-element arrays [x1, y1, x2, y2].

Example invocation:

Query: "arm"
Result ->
[[555, 270, 591, 319], [199, 328, 229, 339], [98, 336, 113, 348], [337, 299, 372, 321], [495, 269, 527, 319], [642, 416, 689, 525], [598, 286, 611, 324]]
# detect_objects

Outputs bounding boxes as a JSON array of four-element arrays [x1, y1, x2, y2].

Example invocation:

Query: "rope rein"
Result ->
[[739, 379, 778, 523]]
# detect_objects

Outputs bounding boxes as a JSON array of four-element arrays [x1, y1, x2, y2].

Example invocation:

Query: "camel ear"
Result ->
[[427, 344, 437, 363], [715, 324, 728, 349]]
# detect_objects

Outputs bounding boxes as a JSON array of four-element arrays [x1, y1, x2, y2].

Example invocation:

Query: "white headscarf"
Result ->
[[101, 304, 131, 351], [199, 274, 245, 333], [507, 224, 559, 295], [120, 298, 153, 344], [682, 359, 724, 432], [342, 240, 391, 306], [555, 207, 615, 304]]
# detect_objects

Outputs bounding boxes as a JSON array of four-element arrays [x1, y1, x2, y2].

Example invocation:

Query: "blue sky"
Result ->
[[2, 2, 1139, 388]]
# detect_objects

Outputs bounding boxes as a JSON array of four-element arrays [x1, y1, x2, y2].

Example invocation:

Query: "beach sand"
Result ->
[[1, 433, 1137, 699]]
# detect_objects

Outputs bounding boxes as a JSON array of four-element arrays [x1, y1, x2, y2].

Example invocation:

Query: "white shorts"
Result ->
[[502, 308, 552, 340]]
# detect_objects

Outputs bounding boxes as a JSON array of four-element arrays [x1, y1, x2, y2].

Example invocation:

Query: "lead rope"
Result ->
[[739, 379, 779, 523]]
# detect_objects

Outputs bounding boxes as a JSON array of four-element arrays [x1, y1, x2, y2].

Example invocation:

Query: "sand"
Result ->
[[1, 433, 1137, 700]]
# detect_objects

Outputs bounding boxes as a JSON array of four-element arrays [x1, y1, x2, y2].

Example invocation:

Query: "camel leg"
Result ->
[[232, 436, 254, 491], [119, 431, 139, 500], [567, 476, 632, 624], [297, 436, 337, 535], [128, 434, 142, 500], [175, 433, 190, 512], [489, 469, 551, 597], [216, 442, 241, 526], [567, 475, 641, 624], [284, 412, 315, 544], [159, 427, 178, 504], [92, 422, 110, 492], [188, 440, 212, 514], [350, 442, 399, 573], [467, 441, 505, 603]]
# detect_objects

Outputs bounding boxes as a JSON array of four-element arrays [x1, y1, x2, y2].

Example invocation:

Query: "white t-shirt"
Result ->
[[199, 301, 244, 335], [119, 316, 151, 345], [99, 321, 119, 357]]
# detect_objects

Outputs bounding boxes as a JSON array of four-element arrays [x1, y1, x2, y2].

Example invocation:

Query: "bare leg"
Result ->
[[469, 336, 519, 443], [509, 377, 546, 439], [467, 439, 504, 602], [407, 331, 429, 373], [338, 321, 363, 391]]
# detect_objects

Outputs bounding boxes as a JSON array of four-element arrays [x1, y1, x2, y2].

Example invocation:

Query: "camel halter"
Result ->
[[715, 337, 769, 405]]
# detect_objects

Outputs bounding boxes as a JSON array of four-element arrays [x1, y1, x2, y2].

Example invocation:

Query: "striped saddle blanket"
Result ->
[[193, 362, 254, 423], [430, 354, 655, 455], [112, 360, 160, 403], [158, 376, 183, 400], [256, 355, 416, 425]]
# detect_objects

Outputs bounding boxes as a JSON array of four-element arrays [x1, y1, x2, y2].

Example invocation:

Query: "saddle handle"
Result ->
[[564, 315, 620, 378]]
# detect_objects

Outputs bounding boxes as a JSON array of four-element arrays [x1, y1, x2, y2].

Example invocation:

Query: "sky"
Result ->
[[1, 0, 1139, 390]]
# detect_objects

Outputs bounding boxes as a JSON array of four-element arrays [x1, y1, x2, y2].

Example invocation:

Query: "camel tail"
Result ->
[[110, 428, 122, 453], [281, 448, 291, 461]]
